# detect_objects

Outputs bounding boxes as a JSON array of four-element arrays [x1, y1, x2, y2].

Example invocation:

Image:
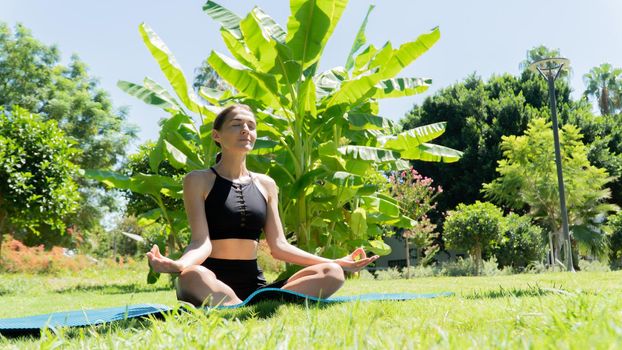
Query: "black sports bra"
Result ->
[[204, 167, 267, 241]]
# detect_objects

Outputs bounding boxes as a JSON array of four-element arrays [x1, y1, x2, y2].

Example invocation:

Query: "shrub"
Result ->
[[375, 267, 403, 280], [0, 235, 93, 273], [491, 213, 546, 271], [402, 265, 436, 278], [481, 256, 514, 276], [578, 259, 611, 272], [439, 257, 477, 276], [443, 201, 504, 274], [606, 211, 622, 269], [357, 269, 376, 280]]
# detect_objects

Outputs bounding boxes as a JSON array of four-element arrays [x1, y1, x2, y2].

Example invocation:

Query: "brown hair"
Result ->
[[213, 104, 253, 163]]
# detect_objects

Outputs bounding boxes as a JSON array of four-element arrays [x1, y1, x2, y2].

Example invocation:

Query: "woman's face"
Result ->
[[213, 108, 257, 153]]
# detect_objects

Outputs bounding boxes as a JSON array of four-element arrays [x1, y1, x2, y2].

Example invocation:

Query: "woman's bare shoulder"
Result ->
[[184, 169, 216, 197], [251, 172, 278, 202], [252, 172, 277, 189]]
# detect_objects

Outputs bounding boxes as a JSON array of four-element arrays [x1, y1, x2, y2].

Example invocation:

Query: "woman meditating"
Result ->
[[146, 104, 379, 306]]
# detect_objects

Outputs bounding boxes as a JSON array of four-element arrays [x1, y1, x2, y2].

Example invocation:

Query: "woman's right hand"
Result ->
[[146, 245, 183, 273]]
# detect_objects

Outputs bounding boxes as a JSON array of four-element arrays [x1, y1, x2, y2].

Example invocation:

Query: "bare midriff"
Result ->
[[209, 238, 258, 259]]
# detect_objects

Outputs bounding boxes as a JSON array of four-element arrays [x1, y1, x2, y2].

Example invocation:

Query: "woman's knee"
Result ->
[[322, 262, 345, 284], [178, 265, 215, 287]]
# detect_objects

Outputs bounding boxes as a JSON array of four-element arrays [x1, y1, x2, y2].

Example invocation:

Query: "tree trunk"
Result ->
[[473, 245, 482, 276], [0, 209, 6, 259], [167, 232, 176, 256], [552, 229, 565, 270], [405, 238, 410, 279], [547, 231, 554, 267]]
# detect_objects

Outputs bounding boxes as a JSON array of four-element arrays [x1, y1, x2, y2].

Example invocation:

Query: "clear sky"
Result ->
[[3, 1, 621, 153]]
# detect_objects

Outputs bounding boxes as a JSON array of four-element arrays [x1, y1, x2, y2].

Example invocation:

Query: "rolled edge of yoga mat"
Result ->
[[0, 303, 171, 337]]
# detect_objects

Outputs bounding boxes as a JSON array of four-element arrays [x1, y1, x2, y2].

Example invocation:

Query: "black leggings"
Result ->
[[200, 257, 288, 301]]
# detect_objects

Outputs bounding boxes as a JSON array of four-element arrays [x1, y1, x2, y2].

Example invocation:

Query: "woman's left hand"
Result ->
[[334, 247, 379, 273]]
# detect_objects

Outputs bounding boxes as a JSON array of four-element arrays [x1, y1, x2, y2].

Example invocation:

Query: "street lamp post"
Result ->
[[528, 58, 574, 272]]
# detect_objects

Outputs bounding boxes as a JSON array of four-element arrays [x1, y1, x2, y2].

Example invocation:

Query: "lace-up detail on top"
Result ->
[[204, 167, 267, 241]]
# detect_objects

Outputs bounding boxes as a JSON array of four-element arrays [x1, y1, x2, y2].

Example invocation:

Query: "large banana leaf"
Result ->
[[207, 51, 282, 109], [240, 11, 279, 73], [345, 5, 374, 71], [350, 207, 368, 239], [286, 0, 348, 71], [139, 23, 217, 119], [131, 173, 182, 197], [314, 67, 348, 99], [373, 77, 431, 99], [251, 7, 286, 44], [203, 0, 242, 39], [144, 77, 184, 110], [352, 44, 377, 76], [85, 170, 181, 197], [402, 143, 463, 163], [117, 80, 181, 113], [347, 113, 394, 131], [338, 146, 401, 163], [378, 27, 441, 79], [163, 140, 203, 170], [298, 78, 317, 116], [220, 28, 259, 69], [327, 28, 439, 108], [149, 141, 165, 173], [379, 122, 462, 162], [361, 195, 400, 217], [241, 9, 301, 92], [380, 122, 448, 148], [85, 170, 132, 190]]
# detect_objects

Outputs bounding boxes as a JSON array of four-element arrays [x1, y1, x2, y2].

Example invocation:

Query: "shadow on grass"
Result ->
[[54, 283, 172, 295], [217, 299, 336, 321], [464, 283, 575, 300]]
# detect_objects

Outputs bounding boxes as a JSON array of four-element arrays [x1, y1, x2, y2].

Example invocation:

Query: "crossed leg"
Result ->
[[280, 262, 345, 298], [177, 262, 346, 306], [176, 265, 242, 307]]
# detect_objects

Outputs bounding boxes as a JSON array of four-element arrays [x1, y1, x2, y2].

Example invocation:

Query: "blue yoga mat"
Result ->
[[0, 289, 453, 337]]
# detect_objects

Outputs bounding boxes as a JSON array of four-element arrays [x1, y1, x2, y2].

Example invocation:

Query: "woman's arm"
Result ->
[[260, 175, 378, 271], [260, 175, 332, 266], [147, 171, 212, 273]]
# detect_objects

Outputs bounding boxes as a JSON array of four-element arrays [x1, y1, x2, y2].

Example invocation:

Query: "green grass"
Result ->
[[1, 261, 621, 349]]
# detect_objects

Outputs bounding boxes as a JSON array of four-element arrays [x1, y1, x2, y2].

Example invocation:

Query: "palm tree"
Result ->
[[583, 63, 622, 116]]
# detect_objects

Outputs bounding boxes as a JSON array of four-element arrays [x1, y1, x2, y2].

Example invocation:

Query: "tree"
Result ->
[[0, 22, 137, 239], [443, 201, 504, 274], [401, 72, 572, 221], [89, 0, 462, 283], [483, 118, 618, 267], [519, 45, 567, 77], [491, 213, 545, 270], [583, 63, 622, 116], [565, 108, 622, 207], [193, 59, 231, 96], [0, 107, 81, 254]]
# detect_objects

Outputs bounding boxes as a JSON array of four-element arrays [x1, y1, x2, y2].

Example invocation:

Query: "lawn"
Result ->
[[1, 261, 621, 349]]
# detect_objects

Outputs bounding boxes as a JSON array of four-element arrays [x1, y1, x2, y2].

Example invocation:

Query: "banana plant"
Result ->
[[87, 0, 462, 272]]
